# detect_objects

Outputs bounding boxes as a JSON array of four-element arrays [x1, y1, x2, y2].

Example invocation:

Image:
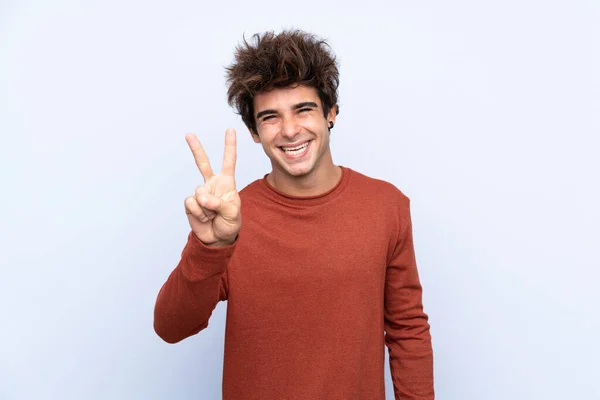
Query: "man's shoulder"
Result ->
[[238, 178, 263, 201], [346, 167, 410, 206]]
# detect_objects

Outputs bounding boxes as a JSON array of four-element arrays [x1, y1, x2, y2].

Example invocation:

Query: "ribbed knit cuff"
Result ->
[[180, 231, 236, 282]]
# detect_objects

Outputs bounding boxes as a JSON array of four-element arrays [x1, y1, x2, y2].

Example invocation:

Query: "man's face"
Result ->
[[252, 84, 336, 179]]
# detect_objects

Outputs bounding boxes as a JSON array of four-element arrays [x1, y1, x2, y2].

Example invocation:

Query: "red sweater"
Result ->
[[154, 166, 434, 399]]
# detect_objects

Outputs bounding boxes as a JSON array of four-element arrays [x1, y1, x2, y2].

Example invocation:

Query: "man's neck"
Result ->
[[267, 162, 342, 197]]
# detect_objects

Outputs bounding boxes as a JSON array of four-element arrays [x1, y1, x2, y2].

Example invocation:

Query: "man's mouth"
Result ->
[[279, 140, 311, 155]]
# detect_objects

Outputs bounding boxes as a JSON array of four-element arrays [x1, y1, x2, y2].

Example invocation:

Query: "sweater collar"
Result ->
[[258, 166, 351, 207]]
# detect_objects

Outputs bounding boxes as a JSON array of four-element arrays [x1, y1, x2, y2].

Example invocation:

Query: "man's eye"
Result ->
[[299, 108, 312, 113], [263, 116, 275, 121]]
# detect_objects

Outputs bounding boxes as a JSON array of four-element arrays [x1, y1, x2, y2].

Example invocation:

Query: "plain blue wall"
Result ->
[[1, 1, 598, 399]]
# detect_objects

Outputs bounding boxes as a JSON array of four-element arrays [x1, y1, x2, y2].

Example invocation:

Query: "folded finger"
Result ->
[[185, 196, 210, 222]]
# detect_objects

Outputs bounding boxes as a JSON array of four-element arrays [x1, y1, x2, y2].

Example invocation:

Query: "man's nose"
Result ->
[[281, 117, 301, 139]]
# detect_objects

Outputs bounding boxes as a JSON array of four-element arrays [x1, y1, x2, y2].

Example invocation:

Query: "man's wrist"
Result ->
[[206, 236, 237, 247]]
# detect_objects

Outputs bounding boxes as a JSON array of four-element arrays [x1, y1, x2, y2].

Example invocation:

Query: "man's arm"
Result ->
[[384, 197, 434, 399], [153, 231, 232, 344], [154, 129, 240, 344]]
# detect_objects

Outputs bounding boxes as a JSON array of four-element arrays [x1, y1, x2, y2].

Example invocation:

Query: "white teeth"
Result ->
[[282, 142, 309, 154]]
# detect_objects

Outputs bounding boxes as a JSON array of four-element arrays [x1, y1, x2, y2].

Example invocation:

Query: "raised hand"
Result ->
[[184, 128, 241, 246]]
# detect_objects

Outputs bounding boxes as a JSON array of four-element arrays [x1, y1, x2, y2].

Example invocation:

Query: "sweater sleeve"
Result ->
[[153, 231, 233, 344], [384, 198, 434, 399]]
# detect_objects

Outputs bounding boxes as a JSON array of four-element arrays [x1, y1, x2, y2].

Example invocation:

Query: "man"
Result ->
[[154, 29, 434, 399]]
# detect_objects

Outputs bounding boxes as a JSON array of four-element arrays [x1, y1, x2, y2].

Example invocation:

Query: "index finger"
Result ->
[[186, 133, 214, 181], [221, 128, 237, 176]]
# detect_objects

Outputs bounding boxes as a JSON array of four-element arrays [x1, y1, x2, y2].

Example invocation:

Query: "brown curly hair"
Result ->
[[225, 29, 340, 133]]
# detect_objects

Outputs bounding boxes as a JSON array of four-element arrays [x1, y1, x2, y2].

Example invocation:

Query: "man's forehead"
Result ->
[[254, 85, 320, 109]]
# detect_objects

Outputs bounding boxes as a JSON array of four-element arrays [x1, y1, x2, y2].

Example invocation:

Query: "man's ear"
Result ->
[[327, 104, 338, 128], [250, 127, 261, 143]]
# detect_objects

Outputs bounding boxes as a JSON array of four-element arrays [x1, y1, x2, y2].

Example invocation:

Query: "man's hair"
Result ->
[[225, 29, 340, 133]]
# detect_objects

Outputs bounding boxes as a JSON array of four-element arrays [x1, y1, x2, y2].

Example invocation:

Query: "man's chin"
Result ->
[[285, 165, 313, 177], [277, 161, 314, 178]]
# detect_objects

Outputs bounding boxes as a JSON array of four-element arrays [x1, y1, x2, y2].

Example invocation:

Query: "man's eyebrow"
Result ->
[[256, 109, 277, 120], [293, 102, 318, 110], [256, 102, 319, 120]]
